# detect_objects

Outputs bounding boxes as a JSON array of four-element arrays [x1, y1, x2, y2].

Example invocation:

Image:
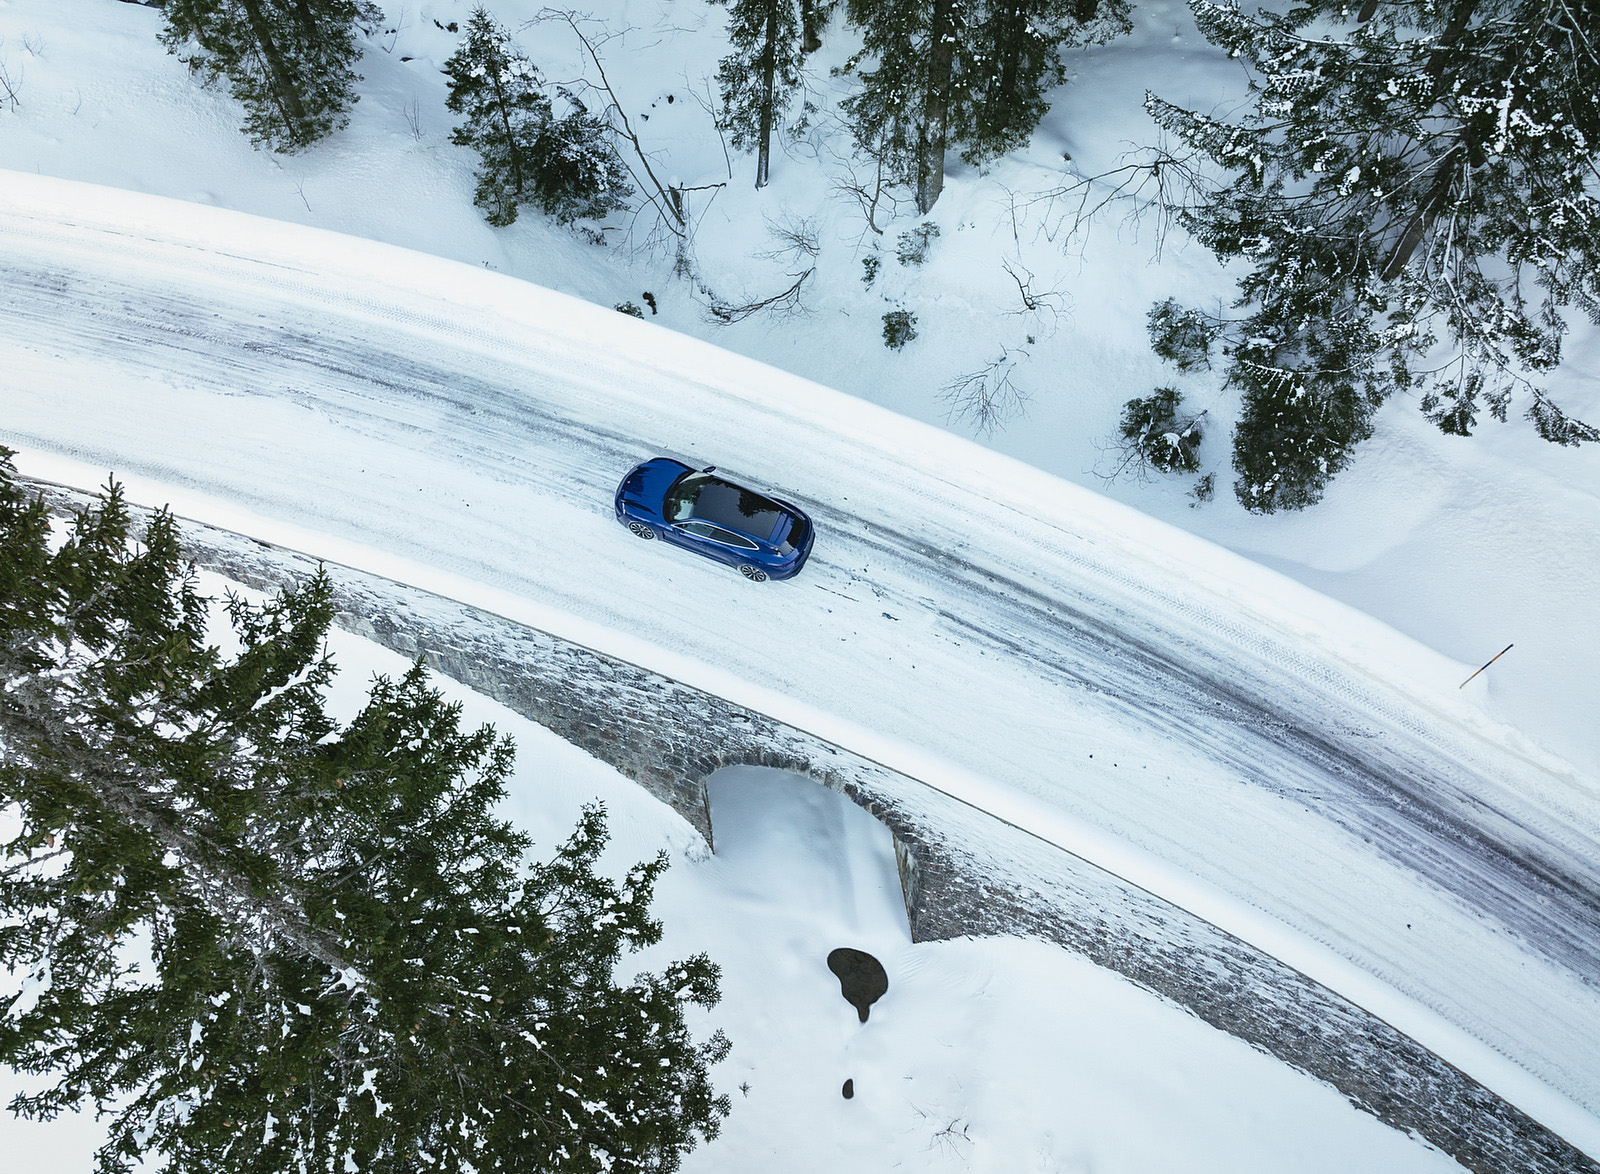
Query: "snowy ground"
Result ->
[[3, 0, 1599, 1168]]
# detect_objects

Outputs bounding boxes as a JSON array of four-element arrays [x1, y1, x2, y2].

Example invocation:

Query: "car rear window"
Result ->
[[669, 474, 785, 539], [777, 515, 808, 553]]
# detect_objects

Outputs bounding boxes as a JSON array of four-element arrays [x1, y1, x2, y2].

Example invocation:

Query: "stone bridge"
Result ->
[[36, 481, 1594, 1174]]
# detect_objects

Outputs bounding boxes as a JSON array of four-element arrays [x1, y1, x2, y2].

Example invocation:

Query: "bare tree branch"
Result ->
[[0, 39, 22, 113], [1004, 140, 1207, 257], [703, 268, 814, 324], [828, 137, 908, 237], [939, 348, 1031, 436], [757, 213, 821, 264], [544, 11, 688, 238], [1000, 258, 1069, 330]]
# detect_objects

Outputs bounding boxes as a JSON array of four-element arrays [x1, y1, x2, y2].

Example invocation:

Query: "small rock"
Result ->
[[842, 1078, 854, 1099]]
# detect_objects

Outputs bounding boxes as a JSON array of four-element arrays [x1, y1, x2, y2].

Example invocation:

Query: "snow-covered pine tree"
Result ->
[[161, 0, 377, 151], [840, 0, 973, 212], [801, 0, 838, 53], [1117, 387, 1206, 475], [444, 8, 631, 227], [711, 0, 805, 188], [0, 450, 729, 1174], [1148, 0, 1600, 512], [841, 0, 1128, 209], [953, 0, 1129, 166]]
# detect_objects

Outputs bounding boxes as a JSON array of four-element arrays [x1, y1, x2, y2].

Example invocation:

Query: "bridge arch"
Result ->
[[701, 762, 915, 935]]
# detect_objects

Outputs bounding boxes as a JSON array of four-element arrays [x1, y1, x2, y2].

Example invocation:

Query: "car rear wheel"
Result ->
[[627, 520, 656, 540], [738, 565, 768, 582]]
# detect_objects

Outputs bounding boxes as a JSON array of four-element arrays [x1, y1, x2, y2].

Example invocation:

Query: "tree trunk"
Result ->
[[1379, 146, 1460, 280], [238, 0, 312, 142], [990, 0, 1023, 140], [290, 0, 323, 41], [918, 0, 957, 213], [672, 191, 693, 275], [1378, 0, 1480, 279], [1429, 0, 1479, 78], [488, 69, 526, 198], [757, 2, 778, 188]]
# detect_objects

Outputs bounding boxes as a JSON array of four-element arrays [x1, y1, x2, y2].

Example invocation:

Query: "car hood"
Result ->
[[616, 457, 693, 513]]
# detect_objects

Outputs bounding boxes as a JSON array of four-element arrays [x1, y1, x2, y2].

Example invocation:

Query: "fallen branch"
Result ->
[[546, 10, 725, 244], [939, 349, 1030, 436], [704, 268, 814, 324], [1004, 140, 1206, 257], [1000, 258, 1069, 328]]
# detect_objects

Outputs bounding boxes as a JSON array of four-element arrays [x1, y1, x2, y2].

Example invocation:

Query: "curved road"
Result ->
[[4, 178, 1599, 1117]]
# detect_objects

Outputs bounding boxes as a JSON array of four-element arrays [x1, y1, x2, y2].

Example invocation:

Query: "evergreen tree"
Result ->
[[161, 0, 378, 151], [711, 0, 805, 188], [1148, 0, 1600, 511], [841, 0, 1127, 210], [800, 0, 838, 53], [444, 9, 632, 227], [0, 450, 729, 1174], [1117, 387, 1206, 475], [841, 0, 970, 212], [953, 0, 1129, 166]]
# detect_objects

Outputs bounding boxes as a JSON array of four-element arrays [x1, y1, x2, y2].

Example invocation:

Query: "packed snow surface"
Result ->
[[1, 0, 1595, 778]]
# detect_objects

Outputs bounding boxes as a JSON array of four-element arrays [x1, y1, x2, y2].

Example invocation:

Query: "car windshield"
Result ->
[[664, 472, 786, 539]]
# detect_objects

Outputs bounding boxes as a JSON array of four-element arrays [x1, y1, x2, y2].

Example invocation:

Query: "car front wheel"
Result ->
[[738, 565, 768, 582], [627, 520, 656, 540]]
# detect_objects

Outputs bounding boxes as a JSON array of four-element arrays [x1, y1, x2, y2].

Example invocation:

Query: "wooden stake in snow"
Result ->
[[1459, 644, 1514, 689]]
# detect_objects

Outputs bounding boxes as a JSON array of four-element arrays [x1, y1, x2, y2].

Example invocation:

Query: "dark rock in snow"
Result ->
[[827, 948, 888, 1023]]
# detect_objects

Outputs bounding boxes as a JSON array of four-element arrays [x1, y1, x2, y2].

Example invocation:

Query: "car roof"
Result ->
[[682, 474, 791, 540]]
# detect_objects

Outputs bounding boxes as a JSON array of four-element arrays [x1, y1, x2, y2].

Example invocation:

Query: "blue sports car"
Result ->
[[614, 458, 815, 581]]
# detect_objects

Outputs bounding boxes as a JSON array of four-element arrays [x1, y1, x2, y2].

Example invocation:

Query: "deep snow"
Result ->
[[2, 0, 1599, 1167]]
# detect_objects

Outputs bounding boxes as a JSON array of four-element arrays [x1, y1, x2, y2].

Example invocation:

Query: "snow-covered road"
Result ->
[[4, 173, 1598, 1126]]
